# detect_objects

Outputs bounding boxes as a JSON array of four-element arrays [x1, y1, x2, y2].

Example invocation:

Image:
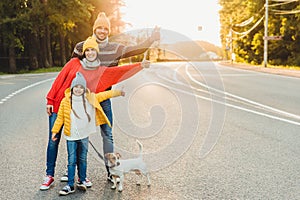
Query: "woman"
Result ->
[[52, 72, 124, 195]]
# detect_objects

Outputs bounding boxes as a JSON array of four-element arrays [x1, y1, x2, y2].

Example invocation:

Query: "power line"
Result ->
[[269, 0, 300, 14], [269, 0, 298, 5], [231, 16, 264, 37], [264, 0, 269, 67], [271, 8, 300, 14]]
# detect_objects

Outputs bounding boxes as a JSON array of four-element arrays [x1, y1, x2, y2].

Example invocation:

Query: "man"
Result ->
[[72, 12, 160, 182]]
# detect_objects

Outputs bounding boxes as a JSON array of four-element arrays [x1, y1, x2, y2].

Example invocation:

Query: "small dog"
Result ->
[[105, 140, 151, 192]]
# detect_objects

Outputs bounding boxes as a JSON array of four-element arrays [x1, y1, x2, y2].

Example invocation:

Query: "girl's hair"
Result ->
[[70, 89, 91, 122]]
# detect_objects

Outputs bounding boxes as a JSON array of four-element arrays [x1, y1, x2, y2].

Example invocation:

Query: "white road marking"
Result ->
[[185, 64, 300, 125], [148, 63, 300, 159], [148, 64, 300, 126], [0, 78, 55, 105]]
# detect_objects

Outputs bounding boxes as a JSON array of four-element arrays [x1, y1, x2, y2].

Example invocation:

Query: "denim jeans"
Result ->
[[67, 137, 89, 187], [100, 99, 114, 154], [46, 113, 62, 177]]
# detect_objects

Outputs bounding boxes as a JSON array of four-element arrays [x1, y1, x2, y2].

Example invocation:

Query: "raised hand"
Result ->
[[151, 26, 160, 42]]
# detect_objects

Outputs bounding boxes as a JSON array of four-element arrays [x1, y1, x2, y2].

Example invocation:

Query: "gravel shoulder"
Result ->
[[219, 61, 300, 78]]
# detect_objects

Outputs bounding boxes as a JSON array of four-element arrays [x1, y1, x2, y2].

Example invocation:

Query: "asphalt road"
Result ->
[[0, 62, 299, 200]]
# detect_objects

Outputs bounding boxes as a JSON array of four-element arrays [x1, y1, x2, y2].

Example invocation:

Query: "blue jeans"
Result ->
[[67, 137, 89, 187], [100, 99, 114, 166], [46, 113, 62, 177]]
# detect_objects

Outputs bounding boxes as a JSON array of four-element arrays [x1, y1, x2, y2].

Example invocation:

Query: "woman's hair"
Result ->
[[78, 53, 85, 60], [70, 89, 91, 122]]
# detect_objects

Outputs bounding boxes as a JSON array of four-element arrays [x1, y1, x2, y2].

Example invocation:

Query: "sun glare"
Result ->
[[121, 0, 221, 46]]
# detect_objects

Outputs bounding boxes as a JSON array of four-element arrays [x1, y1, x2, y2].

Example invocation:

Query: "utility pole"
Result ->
[[228, 18, 234, 64], [263, 0, 269, 68], [229, 26, 233, 64]]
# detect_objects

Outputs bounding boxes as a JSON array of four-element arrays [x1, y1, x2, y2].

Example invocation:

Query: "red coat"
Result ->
[[47, 58, 142, 113]]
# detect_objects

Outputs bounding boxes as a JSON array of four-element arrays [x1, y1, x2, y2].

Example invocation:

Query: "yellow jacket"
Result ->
[[52, 88, 122, 136]]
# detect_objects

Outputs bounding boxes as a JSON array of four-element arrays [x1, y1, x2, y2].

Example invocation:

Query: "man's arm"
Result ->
[[71, 41, 84, 58], [121, 27, 160, 59]]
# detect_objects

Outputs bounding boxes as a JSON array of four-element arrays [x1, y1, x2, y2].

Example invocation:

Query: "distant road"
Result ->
[[0, 62, 299, 199]]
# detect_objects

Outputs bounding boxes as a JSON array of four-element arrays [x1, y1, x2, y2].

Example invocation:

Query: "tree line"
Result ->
[[219, 0, 300, 66], [0, 0, 126, 73], [2, 0, 299, 73]]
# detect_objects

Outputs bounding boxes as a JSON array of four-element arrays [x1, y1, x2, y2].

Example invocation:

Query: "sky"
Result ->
[[121, 0, 222, 46]]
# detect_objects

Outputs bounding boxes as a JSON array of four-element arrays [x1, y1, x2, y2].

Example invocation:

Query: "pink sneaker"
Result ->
[[40, 175, 54, 190]]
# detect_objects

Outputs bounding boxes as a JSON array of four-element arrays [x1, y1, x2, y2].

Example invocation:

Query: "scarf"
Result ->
[[80, 58, 101, 70], [94, 34, 109, 48]]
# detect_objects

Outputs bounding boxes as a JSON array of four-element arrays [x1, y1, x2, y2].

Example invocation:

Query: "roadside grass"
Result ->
[[247, 62, 300, 70], [19, 67, 63, 74], [223, 61, 300, 71], [267, 65, 300, 70], [0, 63, 299, 75], [0, 67, 62, 75]]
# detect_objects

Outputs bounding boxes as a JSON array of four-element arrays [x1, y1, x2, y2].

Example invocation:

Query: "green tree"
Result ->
[[0, 0, 33, 72], [219, 0, 300, 66], [0, 0, 126, 73]]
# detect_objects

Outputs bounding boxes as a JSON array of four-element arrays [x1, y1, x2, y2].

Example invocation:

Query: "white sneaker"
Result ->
[[60, 171, 68, 182], [77, 178, 92, 188]]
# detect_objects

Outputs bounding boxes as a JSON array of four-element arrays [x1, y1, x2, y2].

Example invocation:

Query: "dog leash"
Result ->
[[89, 140, 104, 160]]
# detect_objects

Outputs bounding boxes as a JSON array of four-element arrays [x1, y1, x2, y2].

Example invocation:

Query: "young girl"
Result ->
[[51, 72, 125, 196]]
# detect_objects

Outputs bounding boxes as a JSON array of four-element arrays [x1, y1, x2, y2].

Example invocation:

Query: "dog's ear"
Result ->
[[116, 152, 121, 158], [105, 153, 111, 159]]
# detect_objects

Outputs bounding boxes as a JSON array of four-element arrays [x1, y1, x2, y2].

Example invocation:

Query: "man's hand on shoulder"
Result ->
[[141, 60, 151, 68], [150, 26, 160, 42]]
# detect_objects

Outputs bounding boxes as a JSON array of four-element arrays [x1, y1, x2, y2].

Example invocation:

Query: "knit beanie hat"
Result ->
[[93, 12, 111, 34], [71, 72, 86, 90], [83, 36, 99, 53]]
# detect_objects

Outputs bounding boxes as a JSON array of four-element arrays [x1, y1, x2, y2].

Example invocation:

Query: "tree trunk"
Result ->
[[46, 25, 53, 66], [65, 39, 71, 61], [8, 45, 16, 73], [37, 36, 43, 68], [29, 33, 39, 70], [40, 34, 50, 68], [59, 34, 66, 66]]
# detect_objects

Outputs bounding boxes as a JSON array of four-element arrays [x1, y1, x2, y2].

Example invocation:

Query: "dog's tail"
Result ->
[[136, 140, 143, 157]]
